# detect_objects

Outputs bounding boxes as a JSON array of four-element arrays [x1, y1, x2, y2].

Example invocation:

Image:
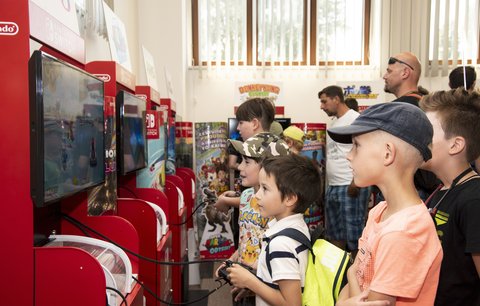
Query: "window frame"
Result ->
[[427, 0, 480, 65], [191, 0, 371, 66], [310, 0, 370, 66], [255, 0, 308, 66], [192, 0, 253, 66]]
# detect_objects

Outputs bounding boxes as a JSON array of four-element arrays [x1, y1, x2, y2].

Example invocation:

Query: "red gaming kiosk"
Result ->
[[86, 62, 174, 306], [22, 2, 144, 305]]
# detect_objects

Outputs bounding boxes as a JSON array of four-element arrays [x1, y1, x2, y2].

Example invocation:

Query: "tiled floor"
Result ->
[[188, 262, 233, 306]]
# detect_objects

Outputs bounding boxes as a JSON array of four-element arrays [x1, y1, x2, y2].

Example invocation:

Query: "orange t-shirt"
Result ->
[[355, 201, 443, 305]]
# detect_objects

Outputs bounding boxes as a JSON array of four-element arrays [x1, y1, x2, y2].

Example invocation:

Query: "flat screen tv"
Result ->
[[227, 118, 291, 140], [29, 51, 105, 207], [274, 118, 291, 131], [228, 118, 242, 141], [116, 91, 147, 175]]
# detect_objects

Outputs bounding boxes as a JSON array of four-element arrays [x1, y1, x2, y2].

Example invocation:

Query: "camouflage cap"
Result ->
[[229, 132, 290, 158], [269, 121, 284, 136]]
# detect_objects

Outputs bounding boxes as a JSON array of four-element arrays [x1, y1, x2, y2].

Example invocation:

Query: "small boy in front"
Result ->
[[419, 89, 480, 306], [218, 133, 290, 305], [227, 154, 321, 306], [327, 102, 443, 305]]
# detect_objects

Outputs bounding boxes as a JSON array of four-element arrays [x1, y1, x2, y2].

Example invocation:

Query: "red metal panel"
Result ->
[[176, 168, 196, 229], [164, 177, 188, 303], [117, 198, 158, 306], [85, 61, 136, 95], [136, 85, 161, 108], [158, 231, 173, 304], [0, 1, 33, 305], [34, 247, 106, 306]]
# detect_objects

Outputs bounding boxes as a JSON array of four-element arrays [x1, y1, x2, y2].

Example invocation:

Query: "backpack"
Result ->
[[265, 227, 350, 306]]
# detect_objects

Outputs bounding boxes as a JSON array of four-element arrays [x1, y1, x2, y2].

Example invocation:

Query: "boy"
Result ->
[[227, 154, 321, 306], [217, 133, 289, 304], [327, 102, 443, 305], [419, 89, 480, 306], [282, 125, 305, 154], [218, 98, 277, 248], [216, 98, 276, 211]]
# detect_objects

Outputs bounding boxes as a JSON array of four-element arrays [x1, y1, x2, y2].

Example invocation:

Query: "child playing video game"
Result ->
[[216, 133, 289, 305], [226, 154, 321, 306]]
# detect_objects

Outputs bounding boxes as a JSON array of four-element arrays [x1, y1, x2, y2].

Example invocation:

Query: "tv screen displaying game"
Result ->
[[227, 118, 291, 140], [116, 91, 147, 175], [228, 118, 242, 141], [274, 118, 291, 131], [29, 51, 105, 207]]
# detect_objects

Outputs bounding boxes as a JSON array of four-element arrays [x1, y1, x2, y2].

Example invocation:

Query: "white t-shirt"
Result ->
[[326, 109, 359, 186], [255, 214, 310, 306]]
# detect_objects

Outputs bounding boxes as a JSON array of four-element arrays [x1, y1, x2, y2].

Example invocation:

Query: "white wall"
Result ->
[[85, 0, 456, 125], [136, 0, 188, 118], [186, 67, 451, 126], [187, 67, 384, 125]]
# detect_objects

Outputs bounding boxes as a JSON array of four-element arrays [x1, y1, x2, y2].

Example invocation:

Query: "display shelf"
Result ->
[[164, 176, 188, 303], [45, 235, 134, 305], [117, 197, 172, 306], [34, 247, 106, 306], [176, 168, 196, 229]]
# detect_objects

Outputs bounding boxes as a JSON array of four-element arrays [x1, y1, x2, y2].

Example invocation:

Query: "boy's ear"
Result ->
[[383, 142, 396, 166], [449, 136, 466, 155], [251, 117, 261, 130], [284, 194, 298, 208]]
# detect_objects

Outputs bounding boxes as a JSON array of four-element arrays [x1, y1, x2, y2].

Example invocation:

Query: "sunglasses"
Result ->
[[388, 57, 414, 70]]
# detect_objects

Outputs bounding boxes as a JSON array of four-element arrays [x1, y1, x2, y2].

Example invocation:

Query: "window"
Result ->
[[192, 0, 370, 66], [429, 0, 479, 64], [257, 0, 306, 65], [193, 0, 250, 65], [312, 0, 369, 65]]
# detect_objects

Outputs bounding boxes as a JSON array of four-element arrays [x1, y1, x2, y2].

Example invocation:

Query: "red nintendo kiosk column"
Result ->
[[136, 85, 161, 110], [85, 64, 174, 305], [23, 3, 143, 305], [160, 98, 191, 303]]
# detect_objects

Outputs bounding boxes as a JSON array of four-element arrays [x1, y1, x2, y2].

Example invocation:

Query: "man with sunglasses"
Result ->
[[383, 52, 423, 106], [381, 52, 440, 202]]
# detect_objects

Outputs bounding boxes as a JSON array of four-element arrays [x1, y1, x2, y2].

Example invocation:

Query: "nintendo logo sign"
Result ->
[[94, 74, 111, 82], [0, 22, 19, 36]]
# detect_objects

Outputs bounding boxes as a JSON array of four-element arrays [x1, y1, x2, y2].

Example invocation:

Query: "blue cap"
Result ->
[[327, 103, 433, 161]]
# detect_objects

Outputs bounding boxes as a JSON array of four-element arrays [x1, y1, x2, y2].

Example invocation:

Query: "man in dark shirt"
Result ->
[[382, 52, 439, 199]]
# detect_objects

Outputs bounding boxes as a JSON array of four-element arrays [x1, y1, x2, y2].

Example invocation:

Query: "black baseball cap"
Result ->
[[327, 103, 433, 161]]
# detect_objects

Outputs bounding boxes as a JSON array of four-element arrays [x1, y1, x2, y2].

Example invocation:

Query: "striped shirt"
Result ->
[[255, 214, 310, 306]]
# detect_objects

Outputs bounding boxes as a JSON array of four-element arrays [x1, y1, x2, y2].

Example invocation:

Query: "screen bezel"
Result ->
[[116, 90, 148, 176], [29, 50, 106, 207]]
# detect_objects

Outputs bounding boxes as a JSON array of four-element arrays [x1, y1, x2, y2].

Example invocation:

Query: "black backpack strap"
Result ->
[[264, 228, 313, 278]]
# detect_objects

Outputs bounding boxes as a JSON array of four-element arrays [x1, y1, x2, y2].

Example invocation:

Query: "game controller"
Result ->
[[218, 260, 255, 285], [218, 260, 233, 284]]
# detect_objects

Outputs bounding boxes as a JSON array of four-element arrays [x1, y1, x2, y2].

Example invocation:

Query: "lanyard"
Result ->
[[426, 168, 476, 216]]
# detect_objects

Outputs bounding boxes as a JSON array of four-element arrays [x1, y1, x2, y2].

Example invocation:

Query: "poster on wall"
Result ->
[[88, 97, 117, 216], [292, 123, 327, 232], [136, 110, 166, 191], [164, 67, 176, 101], [142, 46, 160, 92], [235, 82, 284, 105], [336, 81, 385, 111], [194, 122, 234, 258], [31, 0, 80, 35], [103, 2, 132, 72]]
